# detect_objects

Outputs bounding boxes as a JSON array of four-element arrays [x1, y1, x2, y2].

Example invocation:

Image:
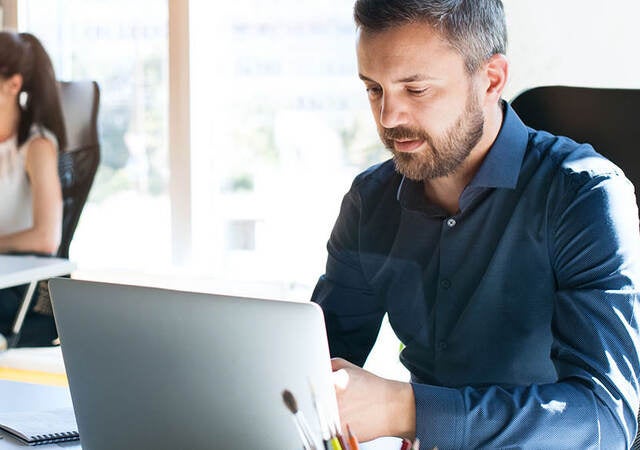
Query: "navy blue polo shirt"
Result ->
[[312, 103, 640, 448]]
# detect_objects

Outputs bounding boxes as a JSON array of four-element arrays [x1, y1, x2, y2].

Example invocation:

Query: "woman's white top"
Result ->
[[0, 125, 58, 235]]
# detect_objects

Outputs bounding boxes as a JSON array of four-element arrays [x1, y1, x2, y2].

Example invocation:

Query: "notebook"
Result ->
[[0, 407, 79, 446], [48, 278, 339, 450]]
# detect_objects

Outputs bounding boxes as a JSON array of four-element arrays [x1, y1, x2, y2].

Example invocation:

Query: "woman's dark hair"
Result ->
[[354, 0, 507, 74], [0, 31, 67, 150]]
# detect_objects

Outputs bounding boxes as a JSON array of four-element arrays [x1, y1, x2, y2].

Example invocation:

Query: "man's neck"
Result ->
[[423, 102, 505, 216]]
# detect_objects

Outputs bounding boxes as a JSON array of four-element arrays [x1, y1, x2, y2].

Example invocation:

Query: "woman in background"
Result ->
[[0, 31, 67, 348]]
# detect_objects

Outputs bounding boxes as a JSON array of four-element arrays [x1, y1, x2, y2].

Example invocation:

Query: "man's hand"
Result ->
[[331, 357, 416, 442]]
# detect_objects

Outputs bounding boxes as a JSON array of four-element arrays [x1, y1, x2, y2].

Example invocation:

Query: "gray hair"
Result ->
[[353, 0, 507, 73]]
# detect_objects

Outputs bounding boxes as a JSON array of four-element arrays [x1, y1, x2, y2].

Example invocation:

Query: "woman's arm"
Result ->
[[0, 136, 62, 254]]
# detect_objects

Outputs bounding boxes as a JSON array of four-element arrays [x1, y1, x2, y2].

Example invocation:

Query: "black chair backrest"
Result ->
[[56, 81, 100, 259], [510, 85, 640, 211]]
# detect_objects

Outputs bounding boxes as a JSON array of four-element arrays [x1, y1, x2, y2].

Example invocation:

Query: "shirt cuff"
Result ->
[[412, 382, 465, 449]]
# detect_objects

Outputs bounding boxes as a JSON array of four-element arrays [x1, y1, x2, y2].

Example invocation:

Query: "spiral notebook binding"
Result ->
[[27, 430, 80, 446]]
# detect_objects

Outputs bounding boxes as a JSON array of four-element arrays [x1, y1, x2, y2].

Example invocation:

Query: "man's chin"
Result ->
[[393, 157, 429, 181], [393, 155, 458, 181]]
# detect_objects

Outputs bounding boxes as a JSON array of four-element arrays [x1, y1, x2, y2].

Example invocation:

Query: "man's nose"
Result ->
[[379, 94, 408, 129]]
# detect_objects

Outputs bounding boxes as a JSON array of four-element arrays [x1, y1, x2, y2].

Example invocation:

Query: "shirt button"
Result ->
[[436, 341, 448, 351], [446, 218, 457, 228], [440, 279, 451, 289]]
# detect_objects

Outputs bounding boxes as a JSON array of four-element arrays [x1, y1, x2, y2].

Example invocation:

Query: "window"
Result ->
[[19, 0, 171, 275], [188, 0, 385, 297], [188, 1, 406, 380]]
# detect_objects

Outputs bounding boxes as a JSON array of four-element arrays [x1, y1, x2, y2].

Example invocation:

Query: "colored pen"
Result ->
[[336, 432, 349, 450], [329, 436, 343, 450], [308, 379, 332, 449], [346, 424, 360, 450], [282, 390, 318, 450], [329, 419, 350, 450]]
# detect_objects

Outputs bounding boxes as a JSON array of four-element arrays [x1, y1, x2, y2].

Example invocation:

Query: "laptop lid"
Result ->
[[49, 278, 338, 450]]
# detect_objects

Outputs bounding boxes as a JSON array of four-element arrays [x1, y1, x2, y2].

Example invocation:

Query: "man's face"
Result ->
[[356, 22, 486, 181]]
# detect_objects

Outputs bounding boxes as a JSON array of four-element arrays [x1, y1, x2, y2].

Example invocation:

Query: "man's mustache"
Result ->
[[382, 126, 429, 142]]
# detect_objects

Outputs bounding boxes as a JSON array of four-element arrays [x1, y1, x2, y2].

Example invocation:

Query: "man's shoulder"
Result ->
[[527, 128, 625, 186], [349, 159, 402, 209], [352, 159, 397, 185]]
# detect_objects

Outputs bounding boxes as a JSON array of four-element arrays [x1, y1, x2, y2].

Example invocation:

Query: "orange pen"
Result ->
[[346, 424, 359, 450]]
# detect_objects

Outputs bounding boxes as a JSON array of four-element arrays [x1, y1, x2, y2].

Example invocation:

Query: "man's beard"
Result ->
[[380, 88, 485, 181]]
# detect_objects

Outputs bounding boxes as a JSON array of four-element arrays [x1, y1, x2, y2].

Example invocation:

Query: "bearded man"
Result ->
[[311, 1, 640, 448]]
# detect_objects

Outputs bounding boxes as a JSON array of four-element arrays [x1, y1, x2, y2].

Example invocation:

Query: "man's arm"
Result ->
[[312, 180, 386, 367]]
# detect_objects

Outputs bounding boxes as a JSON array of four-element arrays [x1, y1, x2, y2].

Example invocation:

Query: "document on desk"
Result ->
[[0, 407, 79, 446]]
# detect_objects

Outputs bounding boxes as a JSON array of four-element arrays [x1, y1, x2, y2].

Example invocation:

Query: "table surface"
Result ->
[[0, 347, 67, 386], [0, 255, 76, 290]]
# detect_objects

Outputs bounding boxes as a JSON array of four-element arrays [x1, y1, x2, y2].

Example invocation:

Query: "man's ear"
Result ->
[[2, 74, 23, 97], [481, 54, 509, 105]]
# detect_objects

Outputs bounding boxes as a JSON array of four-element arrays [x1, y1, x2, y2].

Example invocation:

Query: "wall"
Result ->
[[504, 0, 640, 99]]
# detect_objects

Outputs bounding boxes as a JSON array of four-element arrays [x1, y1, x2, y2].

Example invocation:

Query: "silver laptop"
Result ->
[[49, 278, 338, 450]]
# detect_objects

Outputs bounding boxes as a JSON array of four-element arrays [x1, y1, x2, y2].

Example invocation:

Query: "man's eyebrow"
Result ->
[[358, 73, 435, 83], [395, 74, 433, 83]]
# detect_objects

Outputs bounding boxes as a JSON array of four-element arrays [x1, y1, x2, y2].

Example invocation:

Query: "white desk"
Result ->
[[0, 255, 76, 348], [0, 256, 76, 291]]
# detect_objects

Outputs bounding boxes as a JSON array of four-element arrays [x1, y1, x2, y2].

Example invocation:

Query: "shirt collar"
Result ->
[[467, 101, 529, 190], [396, 101, 530, 213]]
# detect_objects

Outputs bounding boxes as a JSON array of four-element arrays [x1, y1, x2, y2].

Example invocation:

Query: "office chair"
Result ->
[[511, 85, 640, 449], [9, 80, 100, 347]]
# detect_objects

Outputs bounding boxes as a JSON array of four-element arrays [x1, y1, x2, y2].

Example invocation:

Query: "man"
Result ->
[[311, 0, 640, 448]]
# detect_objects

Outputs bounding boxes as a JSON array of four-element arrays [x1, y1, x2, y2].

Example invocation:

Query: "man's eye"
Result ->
[[407, 88, 428, 95], [366, 86, 382, 98]]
